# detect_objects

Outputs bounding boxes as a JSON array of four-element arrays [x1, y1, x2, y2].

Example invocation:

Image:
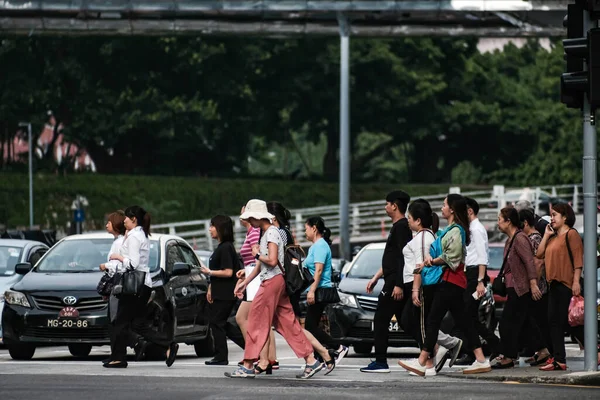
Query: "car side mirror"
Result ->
[[171, 262, 191, 277], [331, 271, 341, 284], [15, 262, 32, 275]]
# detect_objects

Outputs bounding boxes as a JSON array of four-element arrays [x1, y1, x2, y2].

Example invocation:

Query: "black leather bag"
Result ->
[[121, 269, 146, 296], [97, 272, 122, 297], [492, 232, 521, 297], [315, 287, 340, 304]]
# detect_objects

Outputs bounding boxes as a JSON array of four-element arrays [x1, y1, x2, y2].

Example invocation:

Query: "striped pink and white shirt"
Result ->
[[240, 227, 261, 266]]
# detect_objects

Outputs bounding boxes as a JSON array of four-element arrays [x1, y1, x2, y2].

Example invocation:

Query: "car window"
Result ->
[[36, 238, 159, 273], [347, 248, 384, 279], [178, 244, 199, 268], [0, 246, 23, 276], [166, 242, 185, 271], [488, 246, 505, 270]]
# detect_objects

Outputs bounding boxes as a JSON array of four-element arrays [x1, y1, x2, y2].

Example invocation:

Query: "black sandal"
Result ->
[[323, 358, 336, 376], [166, 342, 179, 367], [254, 364, 272, 375]]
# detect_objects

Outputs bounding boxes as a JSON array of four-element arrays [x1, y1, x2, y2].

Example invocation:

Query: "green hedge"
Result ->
[[0, 172, 485, 230]]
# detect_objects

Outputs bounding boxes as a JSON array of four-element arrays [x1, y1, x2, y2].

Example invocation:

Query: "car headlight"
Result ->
[[4, 290, 31, 308], [338, 291, 358, 308]]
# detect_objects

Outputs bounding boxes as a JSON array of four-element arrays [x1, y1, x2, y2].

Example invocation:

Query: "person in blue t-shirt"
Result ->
[[304, 217, 349, 363]]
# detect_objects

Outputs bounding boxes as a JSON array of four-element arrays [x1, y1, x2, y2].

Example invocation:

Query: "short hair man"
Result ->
[[360, 190, 412, 373]]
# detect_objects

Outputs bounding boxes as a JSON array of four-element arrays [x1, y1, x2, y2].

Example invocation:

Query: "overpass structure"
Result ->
[[0, 0, 569, 37]]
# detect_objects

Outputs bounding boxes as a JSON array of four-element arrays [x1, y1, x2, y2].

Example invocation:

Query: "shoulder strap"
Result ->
[[499, 231, 521, 278], [565, 228, 575, 269]]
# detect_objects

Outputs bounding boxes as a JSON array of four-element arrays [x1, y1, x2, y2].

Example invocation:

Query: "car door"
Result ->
[[163, 241, 196, 336], [177, 242, 209, 333]]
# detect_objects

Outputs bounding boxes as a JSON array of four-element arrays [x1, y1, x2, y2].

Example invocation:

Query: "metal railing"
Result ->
[[153, 183, 598, 251]]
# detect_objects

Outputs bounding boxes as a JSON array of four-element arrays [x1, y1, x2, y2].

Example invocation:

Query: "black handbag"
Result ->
[[492, 232, 521, 297], [315, 287, 340, 304], [97, 272, 122, 297], [121, 269, 146, 296]]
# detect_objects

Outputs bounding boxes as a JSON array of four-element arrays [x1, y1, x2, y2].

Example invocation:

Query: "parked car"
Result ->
[[0, 239, 49, 343], [326, 243, 414, 355], [486, 241, 507, 322], [331, 258, 347, 284], [2, 232, 212, 360]]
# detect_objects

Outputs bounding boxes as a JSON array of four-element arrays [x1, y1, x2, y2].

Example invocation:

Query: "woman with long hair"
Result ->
[[226, 199, 324, 379], [200, 215, 245, 365], [398, 194, 491, 376], [104, 206, 178, 368], [492, 207, 542, 369], [536, 203, 584, 371]]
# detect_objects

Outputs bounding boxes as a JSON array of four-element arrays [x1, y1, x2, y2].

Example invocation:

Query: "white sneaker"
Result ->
[[462, 359, 492, 374], [410, 367, 436, 377], [398, 359, 427, 377]]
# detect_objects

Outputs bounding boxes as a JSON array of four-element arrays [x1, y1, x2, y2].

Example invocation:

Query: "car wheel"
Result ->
[[68, 344, 92, 358], [8, 344, 36, 360], [194, 332, 215, 357], [353, 344, 372, 355]]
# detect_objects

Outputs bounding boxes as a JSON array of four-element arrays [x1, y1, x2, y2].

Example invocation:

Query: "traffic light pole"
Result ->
[[338, 13, 351, 262], [581, 9, 598, 374]]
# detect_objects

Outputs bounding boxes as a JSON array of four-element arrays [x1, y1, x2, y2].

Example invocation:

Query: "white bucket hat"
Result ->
[[239, 199, 275, 221]]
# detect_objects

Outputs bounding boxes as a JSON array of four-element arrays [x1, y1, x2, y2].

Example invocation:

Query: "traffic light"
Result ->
[[561, 2, 600, 110], [561, 2, 585, 109]]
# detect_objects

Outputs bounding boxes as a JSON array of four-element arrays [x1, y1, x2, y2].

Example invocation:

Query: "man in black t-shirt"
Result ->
[[360, 190, 412, 373]]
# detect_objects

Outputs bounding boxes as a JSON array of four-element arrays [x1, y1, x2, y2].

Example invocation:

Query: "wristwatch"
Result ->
[[477, 278, 484, 283], [254, 253, 260, 260]]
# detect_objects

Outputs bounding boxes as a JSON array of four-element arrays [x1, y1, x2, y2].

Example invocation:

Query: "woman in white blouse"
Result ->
[[99, 210, 126, 364], [104, 206, 178, 368]]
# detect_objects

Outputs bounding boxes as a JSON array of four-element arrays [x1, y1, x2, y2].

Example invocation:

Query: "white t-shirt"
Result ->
[[465, 218, 489, 267], [403, 230, 435, 284], [259, 226, 285, 282]]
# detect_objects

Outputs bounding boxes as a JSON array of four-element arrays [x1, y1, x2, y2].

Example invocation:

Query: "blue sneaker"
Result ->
[[360, 361, 390, 373]]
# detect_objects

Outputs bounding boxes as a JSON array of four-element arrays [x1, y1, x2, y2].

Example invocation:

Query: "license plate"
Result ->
[[371, 321, 400, 332], [47, 319, 89, 328]]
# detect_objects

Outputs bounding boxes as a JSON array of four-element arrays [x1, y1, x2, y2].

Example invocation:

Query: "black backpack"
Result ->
[[277, 245, 314, 296]]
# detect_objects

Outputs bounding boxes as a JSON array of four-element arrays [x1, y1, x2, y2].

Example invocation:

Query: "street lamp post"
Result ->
[[18, 122, 33, 229]]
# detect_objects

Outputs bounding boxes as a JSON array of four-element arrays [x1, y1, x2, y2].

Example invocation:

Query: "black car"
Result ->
[[2, 232, 213, 360], [326, 243, 415, 355]]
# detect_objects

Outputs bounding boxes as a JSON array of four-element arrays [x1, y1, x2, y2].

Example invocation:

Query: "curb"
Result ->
[[445, 371, 600, 387]]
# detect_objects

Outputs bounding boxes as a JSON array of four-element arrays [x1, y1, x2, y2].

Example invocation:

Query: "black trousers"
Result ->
[[520, 292, 551, 355], [423, 282, 481, 354], [373, 282, 407, 363], [400, 281, 425, 348], [548, 281, 578, 363], [209, 299, 245, 361], [110, 290, 150, 362], [464, 268, 500, 354], [305, 302, 340, 350], [499, 288, 533, 359]]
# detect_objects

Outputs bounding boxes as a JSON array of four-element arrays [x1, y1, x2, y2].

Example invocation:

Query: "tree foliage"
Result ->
[[0, 36, 588, 186]]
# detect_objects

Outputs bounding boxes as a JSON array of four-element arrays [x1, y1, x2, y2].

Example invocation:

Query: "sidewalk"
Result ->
[[446, 357, 600, 386]]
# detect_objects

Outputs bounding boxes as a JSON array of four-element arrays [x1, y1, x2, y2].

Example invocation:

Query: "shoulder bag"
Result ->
[[491, 232, 520, 297]]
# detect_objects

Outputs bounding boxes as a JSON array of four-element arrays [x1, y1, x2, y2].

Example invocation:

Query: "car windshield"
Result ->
[[0, 245, 23, 276], [36, 238, 160, 273], [347, 248, 384, 279], [488, 245, 505, 270]]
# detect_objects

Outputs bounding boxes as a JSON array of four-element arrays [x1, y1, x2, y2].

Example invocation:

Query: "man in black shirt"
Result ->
[[360, 190, 412, 373]]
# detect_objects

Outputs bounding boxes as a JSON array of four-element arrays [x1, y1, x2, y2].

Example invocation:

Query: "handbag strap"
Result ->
[[420, 229, 434, 265], [498, 231, 521, 278]]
